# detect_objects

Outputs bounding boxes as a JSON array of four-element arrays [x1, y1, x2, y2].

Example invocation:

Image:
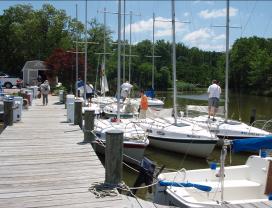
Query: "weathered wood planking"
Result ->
[[0, 95, 165, 208]]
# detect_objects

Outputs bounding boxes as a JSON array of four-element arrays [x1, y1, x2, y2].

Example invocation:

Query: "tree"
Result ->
[[45, 48, 84, 89]]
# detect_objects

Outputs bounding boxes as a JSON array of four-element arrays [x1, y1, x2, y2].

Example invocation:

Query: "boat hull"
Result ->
[[148, 136, 217, 158]]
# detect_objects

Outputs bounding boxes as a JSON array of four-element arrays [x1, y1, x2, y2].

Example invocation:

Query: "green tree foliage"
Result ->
[[0, 4, 81, 77], [1, 4, 271, 96], [230, 36, 272, 95]]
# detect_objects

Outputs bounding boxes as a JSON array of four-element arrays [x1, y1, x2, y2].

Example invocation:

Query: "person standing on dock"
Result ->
[[139, 90, 148, 119], [40, 80, 50, 106], [207, 80, 221, 121], [121, 81, 133, 101]]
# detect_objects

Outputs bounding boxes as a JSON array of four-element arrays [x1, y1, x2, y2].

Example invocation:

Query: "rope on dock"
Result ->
[[88, 182, 119, 198]]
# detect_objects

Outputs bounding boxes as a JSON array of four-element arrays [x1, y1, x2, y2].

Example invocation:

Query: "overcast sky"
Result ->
[[1, 0, 272, 52]]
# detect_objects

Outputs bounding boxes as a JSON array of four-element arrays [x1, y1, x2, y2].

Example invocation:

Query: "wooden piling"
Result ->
[[83, 109, 95, 143], [4, 99, 13, 127], [74, 99, 82, 128], [105, 130, 123, 185]]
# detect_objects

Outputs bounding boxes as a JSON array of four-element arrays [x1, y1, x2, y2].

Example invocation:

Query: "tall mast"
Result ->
[[75, 4, 78, 97], [123, 0, 126, 83], [152, 12, 155, 90], [103, 7, 107, 97], [117, 0, 121, 121], [172, 0, 177, 125], [129, 11, 132, 83], [225, 0, 230, 121], [84, 0, 88, 102]]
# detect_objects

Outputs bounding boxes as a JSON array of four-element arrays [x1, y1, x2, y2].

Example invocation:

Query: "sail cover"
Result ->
[[100, 63, 109, 94], [233, 135, 272, 152]]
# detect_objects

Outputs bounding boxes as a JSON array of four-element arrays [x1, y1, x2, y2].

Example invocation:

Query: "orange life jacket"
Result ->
[[140, 95, 148, 110]]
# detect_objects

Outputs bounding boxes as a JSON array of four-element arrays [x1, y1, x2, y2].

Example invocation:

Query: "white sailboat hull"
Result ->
[[148, 136, 217, 158], [186, 115, 270, 139], [94, 119, 149, 165], [137, 117, 218, 158]]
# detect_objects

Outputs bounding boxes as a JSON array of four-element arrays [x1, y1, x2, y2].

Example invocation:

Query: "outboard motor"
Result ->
[[132, 157, 156, 195]]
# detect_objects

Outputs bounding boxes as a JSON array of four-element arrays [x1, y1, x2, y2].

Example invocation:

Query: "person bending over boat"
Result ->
[[139, 90, 148, 119], [121, 81, 133, 101], [207, 80, 221, 121]]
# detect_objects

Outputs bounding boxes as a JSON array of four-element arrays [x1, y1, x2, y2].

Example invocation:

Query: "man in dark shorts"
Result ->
[[207, 80, 221, 121]]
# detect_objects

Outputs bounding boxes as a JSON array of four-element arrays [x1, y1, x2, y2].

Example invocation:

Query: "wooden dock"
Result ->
[[0, 95, 167, 208]]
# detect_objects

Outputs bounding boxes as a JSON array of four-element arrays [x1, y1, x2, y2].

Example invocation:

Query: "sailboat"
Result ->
[[136, 0, 218, 158], [93, 1, 149, 165], [183, 0, 270, 139]]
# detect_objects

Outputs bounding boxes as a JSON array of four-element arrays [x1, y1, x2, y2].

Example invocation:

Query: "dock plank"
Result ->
[[0, 95, 163, 208]]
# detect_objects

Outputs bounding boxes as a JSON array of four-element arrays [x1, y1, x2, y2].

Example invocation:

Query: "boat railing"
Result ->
[[185, 105, 225, 117], [251, 119, 272, 132], [156, 96, 166, 102], [262, 119, 272, 132]]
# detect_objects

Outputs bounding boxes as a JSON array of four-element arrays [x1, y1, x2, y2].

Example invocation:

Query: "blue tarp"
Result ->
[[232, 135, 272, 153], [145, 88, 155, 98], [159, 180, 212, 192]]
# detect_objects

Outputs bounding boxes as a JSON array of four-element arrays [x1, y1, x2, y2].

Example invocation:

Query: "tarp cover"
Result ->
[[233, 135, 272, 152]]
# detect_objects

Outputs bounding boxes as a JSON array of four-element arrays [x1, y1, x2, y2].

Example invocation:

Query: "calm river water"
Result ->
[[123, 91, 272, 199]]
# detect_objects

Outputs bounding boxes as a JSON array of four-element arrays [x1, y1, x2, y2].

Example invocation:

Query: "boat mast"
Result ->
[[220, 0, 230, 203], [117, 0, 121, 121], [103, 7, 107, 97], [75, 4, 78, 97], [172, 0, 177, 124], [152, 12, 155, 90], [225, 0, 230, 121], [129, 11, 132, 83], [84, 0, 88, 102], [123, 0, 126, 83]]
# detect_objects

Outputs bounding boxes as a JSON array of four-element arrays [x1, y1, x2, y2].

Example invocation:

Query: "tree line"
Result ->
[[0, 4, 271, 96]]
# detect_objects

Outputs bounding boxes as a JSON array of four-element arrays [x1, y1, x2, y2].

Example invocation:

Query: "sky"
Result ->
[[1, 0, 272, 52]]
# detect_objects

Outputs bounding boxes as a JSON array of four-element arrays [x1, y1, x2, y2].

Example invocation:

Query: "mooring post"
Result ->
[[249, 108, 256, 125], [63, 91, 67, 109], [83, 109, 95, 143], [105, 130, 123, 185], [4, 99, 13, 127], [74, 99, 82, 128]]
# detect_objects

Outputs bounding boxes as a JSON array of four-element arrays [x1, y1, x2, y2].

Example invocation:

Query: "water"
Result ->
[[123, 91, 272, 199]]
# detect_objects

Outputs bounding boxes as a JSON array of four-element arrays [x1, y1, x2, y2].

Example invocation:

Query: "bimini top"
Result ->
[[22, 60, 48, 71]]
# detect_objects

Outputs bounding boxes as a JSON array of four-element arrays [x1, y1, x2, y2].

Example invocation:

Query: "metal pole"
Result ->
[[129, 11, 132, 83], [152, 12, 155, 90], [117, 0, 121, 121], [75, 4, 78, 97], [84, 0, 87, 102], [172, 0, 177, 125], [225, 0, 229, 121], [103, 7, 106, 97], [123, 0, 126, 83]]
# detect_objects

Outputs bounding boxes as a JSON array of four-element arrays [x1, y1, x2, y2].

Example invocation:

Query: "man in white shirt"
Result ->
[[121, 81, 133, 101], [207, 80, 221, 120]]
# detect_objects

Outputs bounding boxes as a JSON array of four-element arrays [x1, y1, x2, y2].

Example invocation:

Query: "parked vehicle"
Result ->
[[0, 72, 23, 88]]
